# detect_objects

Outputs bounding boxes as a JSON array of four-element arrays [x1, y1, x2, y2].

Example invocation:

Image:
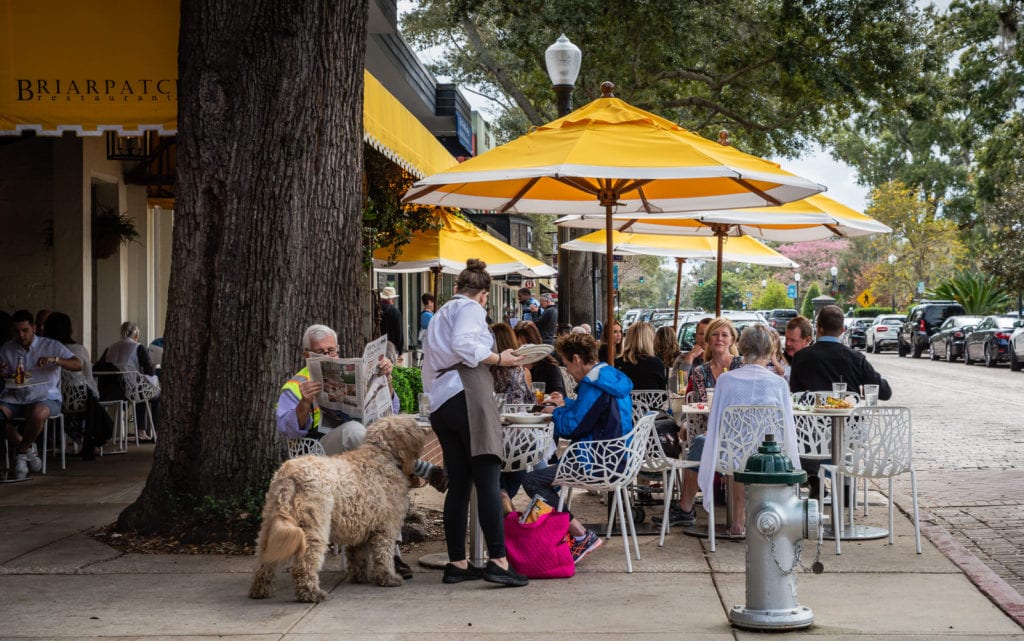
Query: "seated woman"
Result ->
[[512, 321, 565, 397], [522, 332, 634, 563], [492, 322, 536, 505], [97, 321, 160, 441], [686, 317, 743, 401], [615, 321, 666, 391], [659, 323, 799, 536], [655, 325, 680, 374]]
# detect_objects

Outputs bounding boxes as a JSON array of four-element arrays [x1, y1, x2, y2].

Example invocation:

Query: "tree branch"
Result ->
[[459, 15, 546, 126]]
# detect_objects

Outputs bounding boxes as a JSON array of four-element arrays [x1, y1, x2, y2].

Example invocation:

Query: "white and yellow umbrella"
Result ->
[[403, 86, 825, 354], [374, 210, 554, 294]]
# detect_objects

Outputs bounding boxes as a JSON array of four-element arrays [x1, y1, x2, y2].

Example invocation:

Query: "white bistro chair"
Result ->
[[638, 412, 688, 546], [818, 406, 921, 555], [700, 405, 787, 552], [121, 371, 160, 444], [630, 389, 668, 424], [286, 437, 327, 458], [554, 414, 655, 573]]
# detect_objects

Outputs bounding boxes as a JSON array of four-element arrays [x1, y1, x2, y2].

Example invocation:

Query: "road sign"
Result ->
[[917, 281, 925, 294], [612, 264, 619, 290], [787, 284, 797, 299], [857, 289, 876, 307]]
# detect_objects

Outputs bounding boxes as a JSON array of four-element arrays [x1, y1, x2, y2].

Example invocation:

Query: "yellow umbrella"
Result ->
[[557, 193, 891, 313], [562, 231, 798, 328], [404, 84, 824, 355], [374, 211, 555, 294]]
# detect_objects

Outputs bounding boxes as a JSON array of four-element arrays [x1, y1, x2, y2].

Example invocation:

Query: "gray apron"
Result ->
[[455, 359, 502, 459]]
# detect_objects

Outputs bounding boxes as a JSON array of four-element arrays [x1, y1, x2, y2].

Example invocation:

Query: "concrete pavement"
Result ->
[[1, 445, 1022, 640]]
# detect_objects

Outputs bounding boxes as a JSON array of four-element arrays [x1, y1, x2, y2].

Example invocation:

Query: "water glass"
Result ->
[[417, 393, 431, 418], [831, 382, 847, 397], [532, 382, 546, 405], [706, 388, 715, 407], [862, 384, 879, 406]]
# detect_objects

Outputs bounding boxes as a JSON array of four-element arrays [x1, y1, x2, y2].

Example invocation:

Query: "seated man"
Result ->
[[275, 324, 447, 578], [1, 309, 83, 479], [522, 332, 634, 563]]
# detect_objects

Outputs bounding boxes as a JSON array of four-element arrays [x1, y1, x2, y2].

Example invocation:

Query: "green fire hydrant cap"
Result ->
[[734, 434, 807, 485]]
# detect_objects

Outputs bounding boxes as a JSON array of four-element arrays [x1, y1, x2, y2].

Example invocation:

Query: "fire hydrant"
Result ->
[[729, 434, 819, 631]]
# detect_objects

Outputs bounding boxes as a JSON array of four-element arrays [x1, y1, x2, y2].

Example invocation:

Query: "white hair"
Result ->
[[302, 324, 337, 349], [120, 321, 140, 340]]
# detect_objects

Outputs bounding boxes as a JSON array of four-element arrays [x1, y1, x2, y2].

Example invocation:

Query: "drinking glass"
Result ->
[[417, 393, 431, 418], [831, 382, 847, 397], [532, 382, 546, 405], [861, 384, 879, 406], [706, 388, 715, 407]]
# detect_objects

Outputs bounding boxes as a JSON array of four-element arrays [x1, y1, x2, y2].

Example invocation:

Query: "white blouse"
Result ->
[[421, 295, 494, 411]]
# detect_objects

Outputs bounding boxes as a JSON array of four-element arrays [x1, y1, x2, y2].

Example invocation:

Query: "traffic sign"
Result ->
[[787, 284, 797, 299], [857, 289, 876, 307]]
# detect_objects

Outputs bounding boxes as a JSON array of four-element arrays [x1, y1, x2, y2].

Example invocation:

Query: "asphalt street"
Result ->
[[862, 347, 1024, 597]]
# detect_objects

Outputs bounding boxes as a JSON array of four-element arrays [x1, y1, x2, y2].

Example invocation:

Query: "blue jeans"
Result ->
[[521, 465, 561, 509]]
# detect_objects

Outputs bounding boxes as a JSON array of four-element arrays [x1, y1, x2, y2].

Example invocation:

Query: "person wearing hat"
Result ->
[[378, 286, 404, 356], [534, 293, 558, 346]]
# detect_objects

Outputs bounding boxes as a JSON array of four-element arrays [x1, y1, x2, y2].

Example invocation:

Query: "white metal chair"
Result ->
[[796, 390, 867, 513], [93, 371, 129, 452], [501, 424, 553, 473], [122, 370, 160, 444], [630, 389, 668, 424], [558, 367, 577, 399], [818, 406, 921, 555], [554, 414, 655, 573], [286, 437, 327, 458], [680, 390, 708, 448], [704, 405, 787, 552], [60, 371, 91, 455], [8, 414, 62, 473], [638, 412, 688, 546]]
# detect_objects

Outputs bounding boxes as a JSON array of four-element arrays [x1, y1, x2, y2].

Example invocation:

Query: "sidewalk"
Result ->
[[1, 447, 1022, 640]]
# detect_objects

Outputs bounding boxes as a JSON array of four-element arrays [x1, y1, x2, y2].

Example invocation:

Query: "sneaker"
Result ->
[[570, 530, 603, 563], [24, 444, 42, 473], [13, 454, 28, 480], [482, 560, 528, 587], [442, 562, 485, 584], [394, 555, 413, 580], [652, 504, 696, 527]]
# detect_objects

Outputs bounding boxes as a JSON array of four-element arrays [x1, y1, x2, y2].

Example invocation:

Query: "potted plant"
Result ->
[[93, 206, 139, 259]]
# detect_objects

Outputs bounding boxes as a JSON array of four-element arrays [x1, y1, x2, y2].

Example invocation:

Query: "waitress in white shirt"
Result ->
[[422, 258, 528, 588]]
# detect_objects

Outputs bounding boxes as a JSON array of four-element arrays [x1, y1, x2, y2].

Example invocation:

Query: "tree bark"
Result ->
[[119, 0, 369, 533]]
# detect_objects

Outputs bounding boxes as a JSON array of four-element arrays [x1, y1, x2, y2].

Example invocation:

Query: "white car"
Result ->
[[865, 315, 904, 353]]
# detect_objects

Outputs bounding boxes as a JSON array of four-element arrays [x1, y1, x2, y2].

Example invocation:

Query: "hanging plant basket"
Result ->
[[93, 207, 139, 259]]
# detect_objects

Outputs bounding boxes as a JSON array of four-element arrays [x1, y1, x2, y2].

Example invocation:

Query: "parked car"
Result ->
[[841, 318, 871, 350], [621, 308, 641, 331], [766, 308, 798, 335], [897, 300, 966, 358], [927, 315, 983, 362], [1009, 320, 1024, 372], [865, 315, 904, 353], [963, 315, 1019, 367], [648, 308, 701, 329]]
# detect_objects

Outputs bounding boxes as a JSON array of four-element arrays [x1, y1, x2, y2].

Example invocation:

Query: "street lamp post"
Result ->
[[830, 265, 838, 296], [545, 35, 582, 334], [794, 272, 801, 312]]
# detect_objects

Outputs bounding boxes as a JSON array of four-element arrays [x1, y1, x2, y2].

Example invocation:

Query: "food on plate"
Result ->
[[817, 395, 854, 409]]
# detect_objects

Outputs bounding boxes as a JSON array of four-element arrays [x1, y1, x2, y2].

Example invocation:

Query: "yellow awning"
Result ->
[[0, 1, 456, 177], [0, 0, 180, 135]]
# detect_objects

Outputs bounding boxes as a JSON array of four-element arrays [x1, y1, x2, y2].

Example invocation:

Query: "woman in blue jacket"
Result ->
[[523, 332, 633, 563]]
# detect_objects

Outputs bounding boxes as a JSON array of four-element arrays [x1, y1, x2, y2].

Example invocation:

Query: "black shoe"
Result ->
[[483, 560, 528, 587], [442, 562, 484, 584], [394, 555, 413, 579], [652, 504, 696, 527]]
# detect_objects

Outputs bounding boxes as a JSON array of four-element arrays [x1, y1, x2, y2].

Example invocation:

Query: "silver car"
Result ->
[[865, 315, 904, 353]]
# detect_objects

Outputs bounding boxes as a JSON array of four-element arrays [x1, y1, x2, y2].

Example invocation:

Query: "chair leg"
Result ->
[[41, 421, 48, 475], [145, 400, 156, 442], [863, 476, 869, 517], [910, 469, 922, 554], [623, 489, 641, 561], [606, 490, 619, 539], [58, 415, 65, 470], [887, 477, 895, 545], [833, 471, 842, 555], [659, 469, 675, 547], [708, 486, 716, 553], [614, 487, 633, 573]]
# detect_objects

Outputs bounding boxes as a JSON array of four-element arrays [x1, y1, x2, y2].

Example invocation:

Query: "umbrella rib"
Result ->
[[403, 183, 444, 203], [555, 176, 601, 196], [731, 178, 783, 206], [496, 177, 542, 213]]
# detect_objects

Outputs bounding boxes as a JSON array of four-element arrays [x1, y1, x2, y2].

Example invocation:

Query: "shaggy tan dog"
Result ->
[[248, 415, 425, 602]]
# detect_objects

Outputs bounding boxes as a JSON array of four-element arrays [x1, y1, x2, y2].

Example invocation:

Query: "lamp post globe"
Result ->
[[545, 34, 581, 333]]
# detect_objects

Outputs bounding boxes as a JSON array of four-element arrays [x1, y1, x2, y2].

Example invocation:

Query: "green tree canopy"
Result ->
[[801, 282, 822, 317], [754, 280, 792, 310]]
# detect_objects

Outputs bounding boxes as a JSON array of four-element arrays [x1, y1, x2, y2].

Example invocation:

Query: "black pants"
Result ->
[[430, 391, 505, 561]]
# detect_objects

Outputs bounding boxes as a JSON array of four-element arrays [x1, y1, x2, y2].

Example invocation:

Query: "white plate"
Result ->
[[813, 407, 853, 415], [502, 412, 549, 425], [511, 343, 554, 365]]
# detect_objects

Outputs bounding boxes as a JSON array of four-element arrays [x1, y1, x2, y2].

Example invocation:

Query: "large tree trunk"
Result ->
[[119, 0, 369, 535]]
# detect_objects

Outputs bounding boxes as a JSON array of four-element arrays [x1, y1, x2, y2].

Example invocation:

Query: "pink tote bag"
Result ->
[[503, 510, 575, 579]]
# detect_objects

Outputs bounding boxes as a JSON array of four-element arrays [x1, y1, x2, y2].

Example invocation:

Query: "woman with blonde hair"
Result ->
[[615, 321, 666, 390], [685, 317, 743, 401]]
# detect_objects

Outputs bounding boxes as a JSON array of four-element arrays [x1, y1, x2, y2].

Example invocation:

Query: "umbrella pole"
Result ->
[[430, 266, 441, 298], [714, 225, 726, 316], [673, 258, 685, 331], [605, 204, 616, 362]]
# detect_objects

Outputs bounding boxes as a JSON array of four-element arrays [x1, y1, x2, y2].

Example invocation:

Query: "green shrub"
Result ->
[[391, 366, 422, 413]]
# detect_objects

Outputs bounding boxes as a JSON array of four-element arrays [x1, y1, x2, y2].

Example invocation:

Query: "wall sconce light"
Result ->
[[106, 131, 151, 161]]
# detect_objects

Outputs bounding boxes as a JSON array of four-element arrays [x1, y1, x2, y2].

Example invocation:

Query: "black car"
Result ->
[[841, 318, 871, 350], [963, 315, 1018, 367], [898, 300, 966, 358], [766, 308, 798, 335], [928, 315, 982, 362]]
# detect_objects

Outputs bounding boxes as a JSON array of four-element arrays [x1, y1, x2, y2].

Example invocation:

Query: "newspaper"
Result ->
[[305, 335, 393, 426]]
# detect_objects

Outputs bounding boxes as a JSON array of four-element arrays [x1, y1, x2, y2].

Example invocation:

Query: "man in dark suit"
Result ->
[[790, 304, 892, 500], [790, 305, 892, 399]]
